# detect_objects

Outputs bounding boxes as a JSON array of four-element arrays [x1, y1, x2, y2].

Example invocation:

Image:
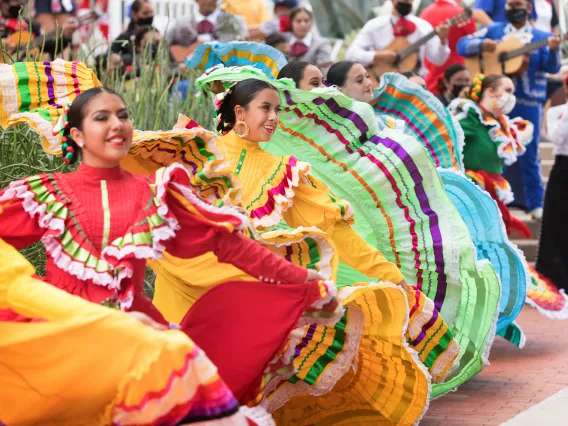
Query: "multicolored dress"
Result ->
[[0, 236, 257, 426], [0, 59, 341, 415]]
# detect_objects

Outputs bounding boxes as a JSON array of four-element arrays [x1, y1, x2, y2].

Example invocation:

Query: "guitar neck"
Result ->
[[398, 30, 436, 61], [502, 38, 548, 61]]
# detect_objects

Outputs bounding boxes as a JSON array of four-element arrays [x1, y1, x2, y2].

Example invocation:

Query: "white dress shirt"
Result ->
[[346, 14, 450, 73], [546, 103, 568, 157], [290, 32, 314, 47]]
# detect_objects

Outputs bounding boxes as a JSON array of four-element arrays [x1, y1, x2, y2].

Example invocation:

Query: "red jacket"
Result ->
[[420, 0, 476, 94]]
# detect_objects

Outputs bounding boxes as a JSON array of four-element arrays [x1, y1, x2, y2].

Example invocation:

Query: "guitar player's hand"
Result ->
[[481, 39, 498, 53], [548, 36, 561, 51], [374, 50, 398, 65], [435, 23, 450, 45]]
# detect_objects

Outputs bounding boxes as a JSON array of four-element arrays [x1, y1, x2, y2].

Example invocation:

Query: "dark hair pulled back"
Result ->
[[289, 6, 313, 25], [326, 60, 356, 87], [277, 61, 311, 87], [127, 0, 150, 32], [216, 79, 278, 134], [61, 87, 124, 165], [469, 74, 506, 103]]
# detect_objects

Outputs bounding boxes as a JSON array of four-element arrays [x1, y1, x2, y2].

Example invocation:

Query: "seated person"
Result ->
[[110, 0, 154, 67], [256, 0, 299, 39], [0, 0, 76, 61], [287, 6, 332, 73], [166, 0, 247, 63], [93, 52, 125, 80], [401, 71, 427, 89], [436, 63, 472, 107], [266, 32, 290, 56]]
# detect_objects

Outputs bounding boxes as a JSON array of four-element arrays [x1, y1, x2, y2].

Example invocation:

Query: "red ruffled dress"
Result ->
[[0, 162, 340, 405]]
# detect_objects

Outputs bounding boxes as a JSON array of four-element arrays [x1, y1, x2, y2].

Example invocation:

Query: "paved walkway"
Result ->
[[422, 306, 568, 426]]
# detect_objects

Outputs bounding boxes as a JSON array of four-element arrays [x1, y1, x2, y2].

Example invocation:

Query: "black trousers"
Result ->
[[536, 155, 568, 291]]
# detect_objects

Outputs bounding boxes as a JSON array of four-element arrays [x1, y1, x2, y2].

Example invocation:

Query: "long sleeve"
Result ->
[[539, 43, 561, 74], [0, 198, 44, 249], [164, 189, 308, 284], [457, 26, 490, 57], [424, 32, 451, 66], [331, 221, 404, 284], [346, 21, 380, 67]]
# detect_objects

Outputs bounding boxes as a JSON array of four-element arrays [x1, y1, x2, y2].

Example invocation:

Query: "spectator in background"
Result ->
[[533, 0, 558, 33], [266, 32, 290, 56], [473, 0, 536, 26], [34, 0, 75, 33], [287, 6, 332, 72], [166, 0, 247, 63], [420, 0, 476, 94], [221, 0, 271, 34], [93, 52, 124, 79], [110, 0, 154, 67], [401, 71, 427, 89], [537, 75, 568, 291], [346, 0, 450, 80], [256, 0, 299, 39], [436, 63, 472, 106]]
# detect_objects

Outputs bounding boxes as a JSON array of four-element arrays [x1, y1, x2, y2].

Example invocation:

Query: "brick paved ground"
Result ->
[[421, 306, 568, 426]]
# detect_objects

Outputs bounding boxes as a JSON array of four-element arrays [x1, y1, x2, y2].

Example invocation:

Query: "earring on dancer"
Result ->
[[234, 120, 250, 138]]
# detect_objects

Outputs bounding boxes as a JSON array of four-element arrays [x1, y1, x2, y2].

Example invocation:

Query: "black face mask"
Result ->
[[150, 43, 159, 59], [8, 5, 21, 19], [137, 16, 154, 27], [451, 84, 468, 98], [395, 2, 413, 17], [506, 8, 528, 24]]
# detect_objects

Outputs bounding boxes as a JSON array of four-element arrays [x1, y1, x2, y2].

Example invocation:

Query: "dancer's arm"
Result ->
[[331, 221, 404, 284], [165, 190, 310, 284], [0, 199, 45, 248]]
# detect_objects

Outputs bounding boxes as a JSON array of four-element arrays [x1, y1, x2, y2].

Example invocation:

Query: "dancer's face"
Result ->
[[70, 92, 134, 168], [298, 65, 324, 91], [234, 88, 281, 143], [340, 63, 374, 102]]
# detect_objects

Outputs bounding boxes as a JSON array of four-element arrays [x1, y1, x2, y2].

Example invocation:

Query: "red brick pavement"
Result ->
[[421, 306, 568, 426]]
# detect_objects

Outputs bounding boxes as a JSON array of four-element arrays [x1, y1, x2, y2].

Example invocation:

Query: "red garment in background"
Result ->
[[420, 0, 476, 94]]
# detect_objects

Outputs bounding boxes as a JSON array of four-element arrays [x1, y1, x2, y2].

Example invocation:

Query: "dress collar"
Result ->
[[195, 7, 221, 24], [290, 32, 314, 46], [221, 130, 266, 153], [74, 163, 126, 181]]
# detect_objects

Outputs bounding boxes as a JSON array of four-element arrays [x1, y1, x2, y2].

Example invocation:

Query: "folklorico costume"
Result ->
[[0, 59, 342, 423], [457, 21, 561, 211], [371, 72, 568, 325], [0, 236, 257, 426]]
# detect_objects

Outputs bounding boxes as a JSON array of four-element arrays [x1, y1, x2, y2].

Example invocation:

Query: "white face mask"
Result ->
[[497, 92, 516, 115]]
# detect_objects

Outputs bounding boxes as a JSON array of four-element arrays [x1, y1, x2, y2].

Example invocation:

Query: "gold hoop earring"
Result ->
[[234, 120, 250, 138]]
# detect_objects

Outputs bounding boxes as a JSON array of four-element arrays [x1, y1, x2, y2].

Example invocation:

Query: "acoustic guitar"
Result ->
[[366, 9, 473, 87], [465, 34, 568, 77], [0, 10, 99, 64]]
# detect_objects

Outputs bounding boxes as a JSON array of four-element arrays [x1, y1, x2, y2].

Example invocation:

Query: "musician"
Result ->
[[420, 0, 476, 94], [165, 0, 247, 54], [473, 0, 536, 26], [457, 0, 561, 218], [345, 0, 450, 77], [287, 6, 332, 72]]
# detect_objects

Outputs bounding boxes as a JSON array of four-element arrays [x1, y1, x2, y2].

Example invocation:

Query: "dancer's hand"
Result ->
[[306, 269, 322, 283], [128, 311, 168, 330], [399, 279, 413, 292]]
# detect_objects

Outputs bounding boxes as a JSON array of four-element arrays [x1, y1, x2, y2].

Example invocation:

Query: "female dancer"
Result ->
[[0, 237, 259, 425], [0, 76, 340, 408], [135, 78, 460, 425]]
